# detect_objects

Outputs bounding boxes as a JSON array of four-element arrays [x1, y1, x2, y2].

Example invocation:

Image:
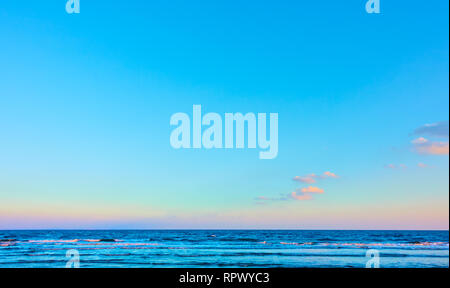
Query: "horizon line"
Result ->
[[0, 228, 448, 231]]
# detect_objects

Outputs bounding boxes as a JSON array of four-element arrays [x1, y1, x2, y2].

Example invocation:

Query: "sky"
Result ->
[[0, 0, 448, 229]]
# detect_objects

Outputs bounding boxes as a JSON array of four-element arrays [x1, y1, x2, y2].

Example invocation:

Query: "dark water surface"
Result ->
[[0, 230, 448, 268]]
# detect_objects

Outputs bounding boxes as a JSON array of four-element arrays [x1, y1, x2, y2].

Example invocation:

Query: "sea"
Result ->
[[0, 230, 448, 268]]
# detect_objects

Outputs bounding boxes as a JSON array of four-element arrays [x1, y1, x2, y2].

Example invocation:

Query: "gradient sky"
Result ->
[[0, 0, 448, 229]]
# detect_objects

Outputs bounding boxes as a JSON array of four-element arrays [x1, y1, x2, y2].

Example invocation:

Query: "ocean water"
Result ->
[[0, 230, 448, 268]]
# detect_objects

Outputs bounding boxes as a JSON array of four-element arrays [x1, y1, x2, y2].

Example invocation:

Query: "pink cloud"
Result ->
[[293, 171, 339, 183], [300, 186, 324, 194], [293, 174, 317, 184], [412, 138, 449, 155], [420, 142, 449, 155], [322, 171, 338, 178], [412, 137, 429, 144], [290, 186, 324, 201], [417, 162, 428, 168], [259, 172, 336, 203]]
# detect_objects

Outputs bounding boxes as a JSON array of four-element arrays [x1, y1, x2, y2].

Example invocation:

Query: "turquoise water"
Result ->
[[0, 230, 448, 268]]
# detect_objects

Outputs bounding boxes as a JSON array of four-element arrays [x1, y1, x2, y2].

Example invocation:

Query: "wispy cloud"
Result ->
[[385, 164, 407, 169], [293, 171, 339, 183], [414, 121, 449, 138], [293, 174, 317, 184], [290, 191, 313, 201], [323, 171, 338, 178], [417, 162, 428, 168], [254, 194, 289, 204]]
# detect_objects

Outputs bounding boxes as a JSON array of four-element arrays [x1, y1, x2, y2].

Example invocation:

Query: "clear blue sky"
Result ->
[[0, 0, 448, 229]]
